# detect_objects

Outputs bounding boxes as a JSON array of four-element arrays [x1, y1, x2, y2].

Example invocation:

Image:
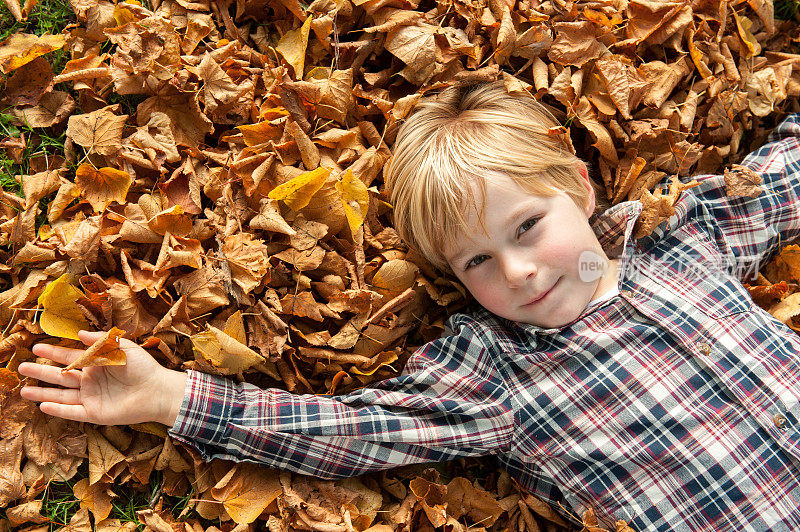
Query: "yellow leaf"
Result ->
[[38, 274, 90, 340], [224, 310, 246, 344], [268, 167, 329, 211], [733, 11, 759, 58], [687, 28, 713, 80], [75, 164, 132, 213], [352, 350, 398, 376], [335, 169, 370, 236], [113, 3, 139, 26], [275, 15, 312, 78], [256, 106, 290, 121], [191, 325, 264, 374], [147, 205, 192, 236], [0, 33, 65, 74]]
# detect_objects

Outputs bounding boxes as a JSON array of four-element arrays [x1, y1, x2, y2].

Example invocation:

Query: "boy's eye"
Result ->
[[517, 217, 540, 237], [465, 254, 489, 270]]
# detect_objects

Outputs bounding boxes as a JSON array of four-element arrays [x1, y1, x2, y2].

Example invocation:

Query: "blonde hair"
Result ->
[[385, 80, 603, 272]]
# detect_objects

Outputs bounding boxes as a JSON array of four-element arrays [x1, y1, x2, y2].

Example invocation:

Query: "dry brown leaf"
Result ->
[[633, 175, 699, 239], [86, 426, 126, 485], [548, 21, 604, 67], [724, 164, 763, 197], [191, 323, 265, 374], [74, 164, 132, 213], [13, 90, 75, 127], [5, 500, 50, 528], [444, 477, 504, 527], [210, 463, 283, 524], [73, 477, 116, 522], [66, 105, 128, 156], [62, 327, 127, 371]]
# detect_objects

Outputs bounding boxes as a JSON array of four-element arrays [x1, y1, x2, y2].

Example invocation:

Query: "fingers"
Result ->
[[31, 343, 89, 366], [38, 402, 89, 423], [18, 362, 82, 388], [77, 329, 106, 346], [20, 385, 81, 406]]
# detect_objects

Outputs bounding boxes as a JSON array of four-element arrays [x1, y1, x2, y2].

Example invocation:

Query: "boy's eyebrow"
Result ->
[[505, 200, 544, 226]]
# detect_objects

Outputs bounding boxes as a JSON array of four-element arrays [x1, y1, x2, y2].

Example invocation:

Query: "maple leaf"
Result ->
[[66, 105, 128, 156], [210, 463, 283, 524]]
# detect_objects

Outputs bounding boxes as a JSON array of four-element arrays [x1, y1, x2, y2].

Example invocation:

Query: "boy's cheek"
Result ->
[[469, 285, 508, 313]]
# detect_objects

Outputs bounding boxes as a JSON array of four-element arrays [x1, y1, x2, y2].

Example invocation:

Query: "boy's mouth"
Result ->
[[523, 277, 561, 306]]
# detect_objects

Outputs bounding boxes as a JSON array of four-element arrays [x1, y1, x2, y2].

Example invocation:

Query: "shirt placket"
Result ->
[[619, 255, 800, 462]]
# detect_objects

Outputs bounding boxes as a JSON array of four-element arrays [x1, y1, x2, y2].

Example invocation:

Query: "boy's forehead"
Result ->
[[462, 173, 554, 216]]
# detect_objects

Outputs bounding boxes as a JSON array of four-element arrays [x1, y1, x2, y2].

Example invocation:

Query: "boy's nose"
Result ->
[[501, 256, 537, 288]]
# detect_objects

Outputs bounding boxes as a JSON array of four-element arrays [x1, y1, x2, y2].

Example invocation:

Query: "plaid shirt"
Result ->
[[170, 115, 800, 531]]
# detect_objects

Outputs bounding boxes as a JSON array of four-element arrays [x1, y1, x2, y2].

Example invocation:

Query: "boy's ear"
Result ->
[[577, 162, 595, 217]]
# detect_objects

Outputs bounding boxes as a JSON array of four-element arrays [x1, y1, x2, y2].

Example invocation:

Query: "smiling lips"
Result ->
[[524, 278, 560, 306]]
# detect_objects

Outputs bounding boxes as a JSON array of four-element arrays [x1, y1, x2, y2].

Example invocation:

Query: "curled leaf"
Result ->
[[62, 327, 127, 372]]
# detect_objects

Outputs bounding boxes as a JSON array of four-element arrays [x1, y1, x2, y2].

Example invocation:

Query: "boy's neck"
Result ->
[[591, 258, 620, 301]]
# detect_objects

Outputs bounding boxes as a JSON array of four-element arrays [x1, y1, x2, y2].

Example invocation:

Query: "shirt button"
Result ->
[[774, 413, 787, 429], [695, 342, 711, 356], [620, 290, 632, 298]]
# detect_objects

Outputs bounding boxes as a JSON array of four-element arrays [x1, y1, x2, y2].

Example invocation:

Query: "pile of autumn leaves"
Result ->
[[0, 0, 798, 530]]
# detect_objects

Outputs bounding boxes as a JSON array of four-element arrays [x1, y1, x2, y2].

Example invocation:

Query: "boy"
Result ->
[[18, 81, 800, 531]]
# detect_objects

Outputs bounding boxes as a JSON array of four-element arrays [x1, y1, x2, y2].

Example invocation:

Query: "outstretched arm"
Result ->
[[641, 114, 800, 275], [17, 316, 515, 479], [169, 315, 514, 478], [18, 330, 187, 426]]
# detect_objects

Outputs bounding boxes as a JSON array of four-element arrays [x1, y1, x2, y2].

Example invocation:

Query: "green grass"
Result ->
[[40, 473, 82, 528], [0, 0, 76, 201], [0, 111, 70, 198], [37, 462, 205, 531], [0, 0, 75, 73], [776, 0, 800, 20]]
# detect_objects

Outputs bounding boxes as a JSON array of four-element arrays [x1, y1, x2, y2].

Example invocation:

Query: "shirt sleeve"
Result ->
[[644, 114, 800, 276], [167, 316, 514, 479]]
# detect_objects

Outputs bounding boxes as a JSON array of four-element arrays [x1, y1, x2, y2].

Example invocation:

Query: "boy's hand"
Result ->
[[18, 330, 187, 427]]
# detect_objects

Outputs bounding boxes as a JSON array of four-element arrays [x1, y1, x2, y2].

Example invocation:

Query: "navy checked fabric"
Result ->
[[170, 115, 800, 531]]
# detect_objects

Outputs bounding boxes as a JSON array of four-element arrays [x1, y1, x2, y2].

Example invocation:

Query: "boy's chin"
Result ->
[[506, 305, 583, 329]]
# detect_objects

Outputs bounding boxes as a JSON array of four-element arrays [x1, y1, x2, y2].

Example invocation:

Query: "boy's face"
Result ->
[[442, 170, 617, 329]]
